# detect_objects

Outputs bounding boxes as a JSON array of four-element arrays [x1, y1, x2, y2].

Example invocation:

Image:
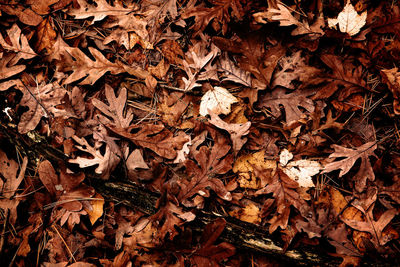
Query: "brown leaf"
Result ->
[[311, 55, 366, 100], [69, 135, 121, 178], [178, 131, 233, 207], [188, 218, 236, 265], [208, 110, 251, 153], [182, 0, 245, 35], [341, 204, 398, 247], [257, 87, 315, 126], [110, 124, 189, 160], [0, 5, 42, 26], [61, 47, 127, 85], [0, 150, 27, 224], [218, 53, 251, 87], [0, 54, 26, 81], [262, 4, 325, 37], [16, 82, 69, 134], [272, 51, 320, 89], [322, 142, 377, 192], [92, 85, 133, 129], [35, 17, 57, 53], [255, 168, 309, 233], [0, 24, 37, 66]]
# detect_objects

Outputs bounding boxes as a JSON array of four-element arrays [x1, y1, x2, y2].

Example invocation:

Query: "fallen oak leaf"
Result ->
[[0, 24, 37, 65], [208, 110, 251, 153], [92, 85, 133, 129], [341, 204, 398, 247], [68, 135, 121, 179], [0, 150, 28, 225], [279, 149, 322, 188], [110, 124, 189, 160], [178, 131, 233, 207], [322, 142, 377, 192]]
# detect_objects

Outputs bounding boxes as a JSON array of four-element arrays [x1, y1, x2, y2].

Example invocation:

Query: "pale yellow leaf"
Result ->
[[327, 1, 366, 36], [199, 86, 238, 116]]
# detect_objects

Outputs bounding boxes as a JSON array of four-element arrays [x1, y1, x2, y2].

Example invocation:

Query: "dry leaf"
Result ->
[[200, 86, 238, 116], [92, 85, 133, 129], [322, 142, 377, 192], [233, 150, 276, 189], [328, 1, 367, 36], [208, 110, 251, 153], [69, 135, 121, 178], [85, 193, 104, 225], [279, 149, 322, 188]]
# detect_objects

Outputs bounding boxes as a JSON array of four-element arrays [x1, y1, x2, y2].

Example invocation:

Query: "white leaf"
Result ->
[[327, 1, 366, 36], [279, 149, 322, 188], [199, 86, 238, 116]]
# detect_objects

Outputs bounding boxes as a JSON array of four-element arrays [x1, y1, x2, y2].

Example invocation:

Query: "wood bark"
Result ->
[[0, 122, 395, 266]]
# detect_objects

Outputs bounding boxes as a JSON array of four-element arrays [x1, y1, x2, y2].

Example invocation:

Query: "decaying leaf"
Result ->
[[257, 87, 315, 126], [0, 151, 27, 225], [322, 142, 377, 192], [178, 131, 233, 207], [0, 24, 37, 65], [85, 193, 104, 225], [69, 135, 121, 179], [110, 124, 189, 160], [328, 1, 367, 36], [200, 86, 238, 116], [233, 150, 276, 189], [341, 204, 398, 247], [229, 202, 261, 224], [279, 149, 322, 188], [92, 85, 133, 129], [208, 110, 251, 153], [17, 82, 69, 134]]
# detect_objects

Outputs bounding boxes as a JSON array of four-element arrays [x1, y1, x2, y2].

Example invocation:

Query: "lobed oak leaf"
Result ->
[[110, 124, 189, 160], [182, 41, 220, 91], [0, 54, 26, 81], [272, 51, 320, 89], [150, 202, 195, 240], [257, 87, 315, 126], [322, 142, 377, 192], [217, 53, 251, 87], [255, 168, 309, 233], [311, 54, 366, 100], [0, 151, 27, 225], [200, 86, 238, 117], [92, 85, 133, 129], [328, 1, 367, 36], [0, 4, 42, 26], [61, 47, 126, 85], [187, 218, 236, 265], [259, 4, 325, 37], [0, 24, 37, 66], [68, 0, 135, 24], [17, 82, 70, 134], [178, 131, 233, 207], [341, 204, 398, 247], [69, 135, 121, 179], [181, 0, 244, 35], [38, 160, 95, 229], [208, 110, 251, 153]]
